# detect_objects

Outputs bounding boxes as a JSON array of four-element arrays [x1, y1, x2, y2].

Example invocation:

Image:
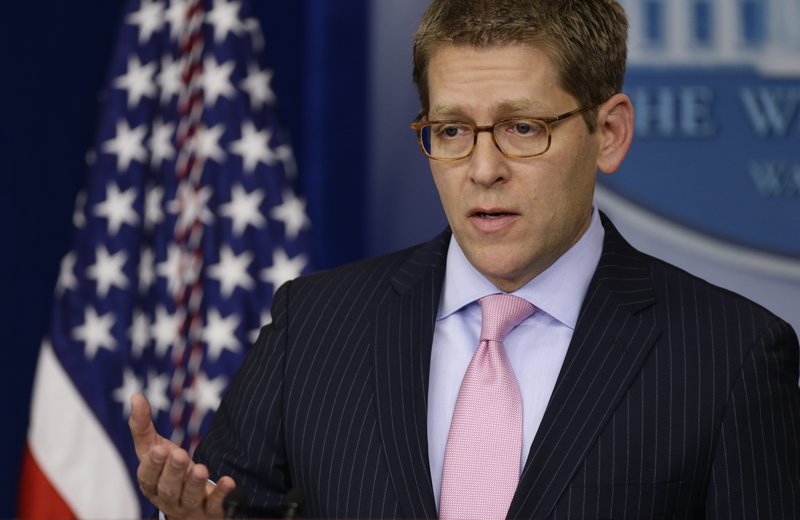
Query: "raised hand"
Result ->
[[128, 393, 236, 520]]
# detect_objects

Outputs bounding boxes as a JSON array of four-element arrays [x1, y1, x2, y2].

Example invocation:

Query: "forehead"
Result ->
[[426, 43, 573, 117]]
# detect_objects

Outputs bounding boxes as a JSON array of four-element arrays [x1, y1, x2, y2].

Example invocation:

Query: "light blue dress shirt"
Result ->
[[427, 207, 604, 507]]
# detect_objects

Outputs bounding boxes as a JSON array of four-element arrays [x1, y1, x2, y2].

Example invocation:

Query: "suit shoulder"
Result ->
[[644, 251, 791, 333], [597, 214, 797, 350], [293, 243, 420, 288], [280, 231, 448, 305]]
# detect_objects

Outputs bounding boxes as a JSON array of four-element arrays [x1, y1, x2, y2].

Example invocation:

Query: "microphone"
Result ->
[[222, 488, 247, 519], [223, 488, 304, 519], [283, 488, 303, 519]]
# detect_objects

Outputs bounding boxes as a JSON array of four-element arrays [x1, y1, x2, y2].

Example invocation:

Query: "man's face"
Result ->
[[427, 43, 604, 292]]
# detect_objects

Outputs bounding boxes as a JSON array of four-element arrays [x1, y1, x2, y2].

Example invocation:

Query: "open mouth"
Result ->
[[476, 212, 513, 219], [469, 210, 518, 233]]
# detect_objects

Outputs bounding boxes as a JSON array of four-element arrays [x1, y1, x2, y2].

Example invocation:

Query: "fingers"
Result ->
[[155, 449, 193, 512], [205, 476, 236, 518], [136, 444, 169, 499], [141, 447, 203, 516], [138, 444, 236, 519], [129, 399, 237, 519], [176, 461, 209, 511], [129, 393, 158, 459]]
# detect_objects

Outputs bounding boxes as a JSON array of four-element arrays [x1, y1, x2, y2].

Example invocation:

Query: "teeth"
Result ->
[[479, 212, 506, 218]]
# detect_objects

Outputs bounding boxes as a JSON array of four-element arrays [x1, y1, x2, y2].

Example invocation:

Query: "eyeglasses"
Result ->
[[409, 105, 596, 161]]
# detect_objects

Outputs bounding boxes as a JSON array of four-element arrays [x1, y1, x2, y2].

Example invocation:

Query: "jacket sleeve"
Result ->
[[705, 318, 800, 519], [193, 281, 293, 513]]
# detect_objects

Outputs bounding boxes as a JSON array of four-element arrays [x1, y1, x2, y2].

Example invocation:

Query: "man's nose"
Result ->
[[468, 132, 509, 187]]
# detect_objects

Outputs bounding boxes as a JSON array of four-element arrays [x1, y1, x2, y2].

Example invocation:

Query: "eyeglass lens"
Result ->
[[419, 119, 550, 159]]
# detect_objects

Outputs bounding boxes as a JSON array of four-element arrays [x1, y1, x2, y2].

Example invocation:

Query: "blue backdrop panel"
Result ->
[[1, 3, 125, 516]]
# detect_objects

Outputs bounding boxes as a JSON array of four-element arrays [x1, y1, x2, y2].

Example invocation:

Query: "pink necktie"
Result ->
[[439, 294, 535, 520]]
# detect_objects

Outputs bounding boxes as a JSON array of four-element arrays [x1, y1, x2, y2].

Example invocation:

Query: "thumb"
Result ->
[[129, 393, 160, 459]]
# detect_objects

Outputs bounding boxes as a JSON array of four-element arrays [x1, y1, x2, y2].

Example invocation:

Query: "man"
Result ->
[[129, 0, 800, 518]]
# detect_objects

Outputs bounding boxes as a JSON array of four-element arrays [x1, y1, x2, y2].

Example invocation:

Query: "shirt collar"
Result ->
[[437, 206, 604, 329]]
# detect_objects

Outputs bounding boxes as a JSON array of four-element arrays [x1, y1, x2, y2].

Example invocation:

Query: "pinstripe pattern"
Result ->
[[194, 216, 800, 519], [194, 231, 447, 518]]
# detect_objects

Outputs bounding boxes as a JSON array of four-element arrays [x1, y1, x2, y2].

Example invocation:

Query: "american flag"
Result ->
[[18, 0, 312, 518]]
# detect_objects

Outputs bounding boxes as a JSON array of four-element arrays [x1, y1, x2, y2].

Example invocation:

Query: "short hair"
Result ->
[[412, 0, 628, 132]]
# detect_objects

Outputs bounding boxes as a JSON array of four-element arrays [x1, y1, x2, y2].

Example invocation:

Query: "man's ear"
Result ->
[[595, 92, 634, 175]]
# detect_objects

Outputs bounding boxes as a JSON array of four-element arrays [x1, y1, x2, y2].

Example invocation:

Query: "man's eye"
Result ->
[[512, 121, 540, 136], [433, 124, 468, 138], [515, 123, 532, 134], [434, 125, 464, 138], [443, 126, 460, 137]]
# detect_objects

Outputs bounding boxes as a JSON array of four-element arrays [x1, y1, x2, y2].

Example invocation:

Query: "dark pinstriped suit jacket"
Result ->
[[195, 215, 800, 519]]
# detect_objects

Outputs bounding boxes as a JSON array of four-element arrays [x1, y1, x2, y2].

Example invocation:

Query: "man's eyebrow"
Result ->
[[428, 104, 464, 117], [429, 99, 548, 117], [497, 99, 544, 112]]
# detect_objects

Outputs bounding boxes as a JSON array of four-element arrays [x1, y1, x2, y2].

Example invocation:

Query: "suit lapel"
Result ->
[[508, 216, 661, 519], [373, 230, 449, 519]]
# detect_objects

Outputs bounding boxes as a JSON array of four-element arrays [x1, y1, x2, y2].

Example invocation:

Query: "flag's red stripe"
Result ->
[[18, 444, 76, 520]]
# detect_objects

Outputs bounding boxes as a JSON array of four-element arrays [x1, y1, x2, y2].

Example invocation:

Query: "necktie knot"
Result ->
[[479, 294, 535, 343]]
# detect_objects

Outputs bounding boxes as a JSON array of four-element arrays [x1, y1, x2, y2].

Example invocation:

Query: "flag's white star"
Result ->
[[112, 368, 143, 417], [196, 123, 227, 164], [188, 373, 227, 417], [149, 119, 175, 167], [158, 55, 183, 104], [129, 310, 151, 358], [243, 17, 264, 51], [152, 305, 183, 358], [241, 64, 275, 110], [208, 246, 255, 298], [219, 184, 266, 235], [56, 252, 78, 294], [202, 309, 241, 362], [202, 56, 236, 107], [102, 119, 148, 171], [113, 56, 157, 108], [275, 144, 297, 179], [167, 183, 214, 233], [72, 307, 116, 360], [261, 249, 307, 294], [229, 121, 278, 173], [126, 0, 167, 44], [157, 244, 183, 297], [249, 309, 272, 344], [73, 190, 87, 229], [270, 190, 310, 240], [86, 245, 129, 298], [145, 370, 171, 416], [93, 182, 139, 236], [206, 0, 244, 43], [164, 0, 189, 40], [144, 185, 165, 229], [138, 247, 156, 294]]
